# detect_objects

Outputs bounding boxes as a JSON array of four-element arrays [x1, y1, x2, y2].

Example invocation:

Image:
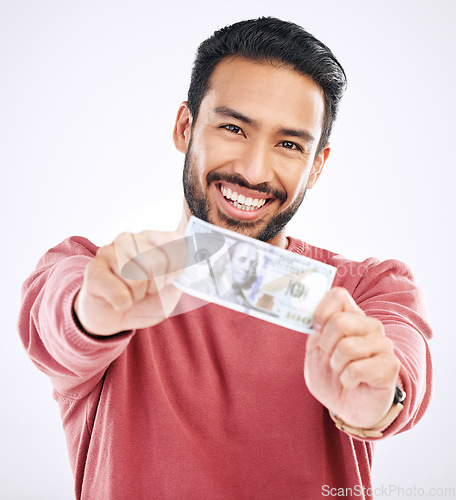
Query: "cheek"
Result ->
[[277, 167, 310, 199], [206, 137, 241, 167], [193, 134, 233, 177]]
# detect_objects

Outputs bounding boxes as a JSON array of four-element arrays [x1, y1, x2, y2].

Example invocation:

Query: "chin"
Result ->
[[213, 209, 282, 243]]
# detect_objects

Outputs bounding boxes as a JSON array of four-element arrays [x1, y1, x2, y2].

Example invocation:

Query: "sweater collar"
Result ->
[[285, 236, 306, 255]]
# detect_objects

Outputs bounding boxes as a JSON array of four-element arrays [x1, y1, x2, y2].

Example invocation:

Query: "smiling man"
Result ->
[[18, 18, 432, 499], [178, 56, 327, 247], [178, 46, 332, 247]]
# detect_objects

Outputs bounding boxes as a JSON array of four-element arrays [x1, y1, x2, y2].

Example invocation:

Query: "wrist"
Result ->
[[329, 386, 406, 438]]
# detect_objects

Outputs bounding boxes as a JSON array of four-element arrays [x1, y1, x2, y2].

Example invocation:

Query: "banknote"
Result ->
[[173, 216, 337, 334]]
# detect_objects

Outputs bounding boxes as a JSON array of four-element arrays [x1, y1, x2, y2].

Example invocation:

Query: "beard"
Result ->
[[182, 141, 307, 242]]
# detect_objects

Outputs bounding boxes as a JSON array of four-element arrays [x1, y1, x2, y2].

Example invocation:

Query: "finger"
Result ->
[[111, 232, 146, 275], [318, 312, 384, 354], [126, 283, 183, 325], [131, 230, 187, 274], [112, 244, 167, 296], [85, 257, 135, 311], [105, 231, 186, 298], [329, 333, 388, 374], [118, 231, 187, 288], [339, 351, 400, 390], [133, 246, 178, 295], [313, 287, 363, 333], [97, 243, 151, 303], [120, 259, 150, 302]]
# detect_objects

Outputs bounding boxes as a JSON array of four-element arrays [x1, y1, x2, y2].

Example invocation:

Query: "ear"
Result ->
[[173, 102, 193, 153], [307, 143, 331, 189]]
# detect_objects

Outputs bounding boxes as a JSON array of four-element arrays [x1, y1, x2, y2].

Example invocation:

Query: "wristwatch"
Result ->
[[329, 386, 406, 438]]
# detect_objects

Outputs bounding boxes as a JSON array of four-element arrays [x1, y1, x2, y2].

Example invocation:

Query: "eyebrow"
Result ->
[[213, 106, 315, 144], [277, 127, 315, 144], [214, 106, 257, 126]]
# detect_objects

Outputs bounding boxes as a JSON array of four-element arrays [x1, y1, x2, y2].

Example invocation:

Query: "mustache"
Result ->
[[206, 171, 287, 204]]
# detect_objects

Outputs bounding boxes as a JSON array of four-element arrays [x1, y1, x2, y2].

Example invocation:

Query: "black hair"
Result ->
[[187, 17, 347, 155]]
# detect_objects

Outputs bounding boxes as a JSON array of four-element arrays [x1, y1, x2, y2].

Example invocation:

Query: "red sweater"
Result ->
[[18, 236, 432, 499]]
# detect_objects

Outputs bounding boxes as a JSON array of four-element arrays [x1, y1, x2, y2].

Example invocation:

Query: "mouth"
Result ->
[[215, 181, 274, 221]]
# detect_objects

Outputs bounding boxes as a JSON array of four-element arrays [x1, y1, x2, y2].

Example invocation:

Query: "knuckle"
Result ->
[[379, 335, 395, 355], [384, 335, 395, 350], [393, 357, 401, 376], [112, 232, 135, 253], [331, 287, 349, 301], [131, 278, 148, 292], [115, 231, 132, 241], [136, 231, 164, 253], [131, 231, 148, 249], [123, 258, 149, 281], [113, 288, 132, 306], [338, 336, 357, 357], [329, 311, 347, 331], [137, 230, 153, 240], [369, 317, 384, 335], [86, 258, 106, 280], [95, 244, 112, 259], [375, 352, 400, 383], [346, 361, 362, 380], [148, 248, 168, 272], [391, 356, 401, 375]]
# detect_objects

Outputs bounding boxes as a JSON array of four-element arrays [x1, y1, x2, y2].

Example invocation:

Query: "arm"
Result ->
[[304, 259, 432, 439], [18, 232, 185, 398], [18, 237, 132, 397]]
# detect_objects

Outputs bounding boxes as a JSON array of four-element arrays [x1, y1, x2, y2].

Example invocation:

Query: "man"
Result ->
[[18, 17, 432, 499], [220, 242, 258, 306]]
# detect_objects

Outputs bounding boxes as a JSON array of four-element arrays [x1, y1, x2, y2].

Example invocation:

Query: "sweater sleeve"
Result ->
[[347, 258, 433, 439], [18, 236, 135, 399]]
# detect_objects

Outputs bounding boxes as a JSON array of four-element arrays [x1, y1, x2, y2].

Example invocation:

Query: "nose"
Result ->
[[240, 260, 250, 273], [233, 140, 274, 186]]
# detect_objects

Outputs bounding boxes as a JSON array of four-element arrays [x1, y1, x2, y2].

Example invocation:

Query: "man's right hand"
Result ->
[[73, 231, 187, 336]]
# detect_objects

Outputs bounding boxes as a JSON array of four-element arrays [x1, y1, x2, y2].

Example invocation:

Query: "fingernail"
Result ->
[[313, 322, 322, 334]]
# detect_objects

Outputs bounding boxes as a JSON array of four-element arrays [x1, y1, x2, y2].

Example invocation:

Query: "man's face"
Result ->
[[230, 243, 258, 289], [175, 56, 329, 247]]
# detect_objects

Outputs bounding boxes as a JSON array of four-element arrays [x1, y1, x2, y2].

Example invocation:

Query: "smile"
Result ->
[[220, 185, 268, 212]]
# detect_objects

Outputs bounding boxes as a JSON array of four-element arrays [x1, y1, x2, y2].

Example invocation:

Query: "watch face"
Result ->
[[394, 386, 406, 405]]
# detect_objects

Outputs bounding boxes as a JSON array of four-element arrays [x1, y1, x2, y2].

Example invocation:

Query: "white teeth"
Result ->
[[220, 185, 268, 210], [234, 202, 254, 211]]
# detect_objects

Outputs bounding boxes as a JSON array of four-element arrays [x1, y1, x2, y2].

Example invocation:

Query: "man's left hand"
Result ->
[[304, 287, 401, 429]]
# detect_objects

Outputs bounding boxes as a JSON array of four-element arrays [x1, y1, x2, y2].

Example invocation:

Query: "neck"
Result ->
[[266, 232, 289, 249]]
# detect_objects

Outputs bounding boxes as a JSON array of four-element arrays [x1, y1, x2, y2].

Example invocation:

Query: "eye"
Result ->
[[278, 141, 303, 152], [222, 124, 244, 135]]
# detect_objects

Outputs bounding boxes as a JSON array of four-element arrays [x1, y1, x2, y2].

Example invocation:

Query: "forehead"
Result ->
[[201, 56, 325, 136], [232, 243, 257, 260]]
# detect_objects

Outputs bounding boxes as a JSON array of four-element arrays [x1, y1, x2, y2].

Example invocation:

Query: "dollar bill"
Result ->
[[173, 216, 336, 334]]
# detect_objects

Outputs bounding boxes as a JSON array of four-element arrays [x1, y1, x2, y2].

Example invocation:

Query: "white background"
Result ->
[[1, 1, 455, 498]]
